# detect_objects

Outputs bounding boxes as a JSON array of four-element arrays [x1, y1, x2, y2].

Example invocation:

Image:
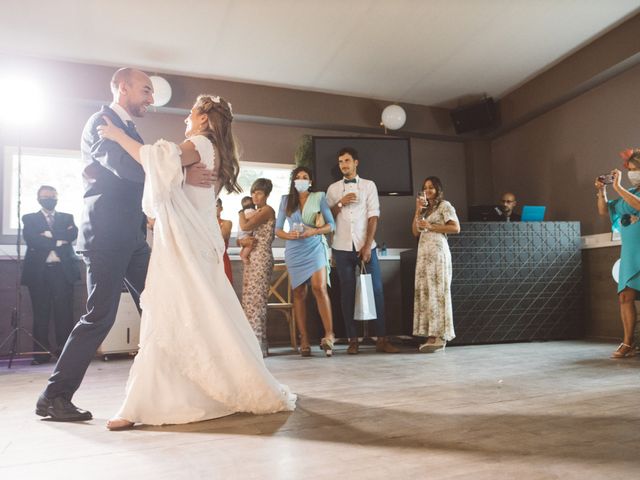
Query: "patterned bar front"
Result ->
[[400, 222, 583, 344]]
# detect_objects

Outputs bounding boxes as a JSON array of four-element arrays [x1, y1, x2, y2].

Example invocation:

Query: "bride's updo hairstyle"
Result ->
[[193, 94, 242, 194]]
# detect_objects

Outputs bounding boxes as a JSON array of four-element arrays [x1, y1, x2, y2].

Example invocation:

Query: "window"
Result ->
[[2, 146, 84, 235], [217, 162, 293, 233], [1, 148, 293, 236]]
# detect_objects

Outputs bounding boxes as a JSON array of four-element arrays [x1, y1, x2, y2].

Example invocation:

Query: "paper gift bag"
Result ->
[[354, 262, 377, 320]]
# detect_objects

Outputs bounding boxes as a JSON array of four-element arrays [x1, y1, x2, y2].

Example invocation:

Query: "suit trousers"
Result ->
[[43, 240, 150, 400], [333, 247, 386, 339], [28, 263, 75, 362]]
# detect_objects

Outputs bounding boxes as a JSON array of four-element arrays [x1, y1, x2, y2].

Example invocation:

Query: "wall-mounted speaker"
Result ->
[[450, 98, 498, 134]]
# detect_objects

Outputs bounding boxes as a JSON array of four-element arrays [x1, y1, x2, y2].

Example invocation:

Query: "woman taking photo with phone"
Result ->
[[595, 149, 640, 358]]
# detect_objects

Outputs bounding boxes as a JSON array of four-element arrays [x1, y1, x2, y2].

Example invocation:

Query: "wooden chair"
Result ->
[[266, 264, 297, 353]]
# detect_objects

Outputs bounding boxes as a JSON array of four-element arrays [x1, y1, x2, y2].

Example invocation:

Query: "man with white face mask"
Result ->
[[595, 148, 640, 359]]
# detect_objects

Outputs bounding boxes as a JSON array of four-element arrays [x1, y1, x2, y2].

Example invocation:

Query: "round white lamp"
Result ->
[[381, 104, 406, 130], [150, 75, 172, 107]]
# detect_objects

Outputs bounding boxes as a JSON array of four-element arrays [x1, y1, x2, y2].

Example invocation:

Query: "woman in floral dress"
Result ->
[[239, 178, 275, 356], [412, 176, 460, 353]]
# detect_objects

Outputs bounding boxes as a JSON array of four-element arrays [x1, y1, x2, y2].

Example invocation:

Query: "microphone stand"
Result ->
[[0, 135, 52, 367]]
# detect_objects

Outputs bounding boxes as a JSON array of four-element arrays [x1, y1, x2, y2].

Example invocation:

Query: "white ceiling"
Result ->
[[1, 0, 639, 107]]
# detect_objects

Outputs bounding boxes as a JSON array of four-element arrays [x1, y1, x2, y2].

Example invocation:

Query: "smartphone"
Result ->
[[598, 174, 614, 185]]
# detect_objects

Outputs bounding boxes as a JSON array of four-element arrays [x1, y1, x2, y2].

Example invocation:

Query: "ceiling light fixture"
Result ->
[[380, 104, 406, 132], [150, 75, 172, 107]]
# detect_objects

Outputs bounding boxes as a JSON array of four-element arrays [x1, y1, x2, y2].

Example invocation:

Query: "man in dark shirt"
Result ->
[[499, 192, 521, 222]]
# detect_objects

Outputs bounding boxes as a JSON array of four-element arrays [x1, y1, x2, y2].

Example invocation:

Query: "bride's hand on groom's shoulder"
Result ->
[[97, 116, 124, 143]]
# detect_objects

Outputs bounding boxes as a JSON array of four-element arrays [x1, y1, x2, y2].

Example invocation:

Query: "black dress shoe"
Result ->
[[36, 394, 92, 422]]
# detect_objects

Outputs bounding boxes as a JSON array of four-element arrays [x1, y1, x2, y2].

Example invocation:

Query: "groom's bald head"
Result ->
[[110, 68, 154, 118]]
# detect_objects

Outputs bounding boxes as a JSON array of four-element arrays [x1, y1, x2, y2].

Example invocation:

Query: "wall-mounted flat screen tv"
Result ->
[[312, 136, 413, 196]]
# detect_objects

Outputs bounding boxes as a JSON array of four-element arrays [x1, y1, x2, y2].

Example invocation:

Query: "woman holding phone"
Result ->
[[595, 149, 640, 358]]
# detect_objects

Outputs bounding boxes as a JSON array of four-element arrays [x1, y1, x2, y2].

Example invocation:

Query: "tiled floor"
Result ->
[[1, 340, 639, 479]]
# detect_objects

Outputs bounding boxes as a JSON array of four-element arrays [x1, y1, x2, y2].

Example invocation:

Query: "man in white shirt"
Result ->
[[326, 147, 398, 354]]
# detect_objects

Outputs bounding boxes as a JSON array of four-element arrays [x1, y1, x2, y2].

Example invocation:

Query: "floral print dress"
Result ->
[[242, 217, 275, 349], [413, 200, 458, 341]]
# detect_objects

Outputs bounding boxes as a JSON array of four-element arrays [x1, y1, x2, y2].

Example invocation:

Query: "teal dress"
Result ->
[[608, 187, 640, 293], [276, 192, 335, 289]]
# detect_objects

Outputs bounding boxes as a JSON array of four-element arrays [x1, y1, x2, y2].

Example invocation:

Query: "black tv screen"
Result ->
[[312, 136, 413, 196]]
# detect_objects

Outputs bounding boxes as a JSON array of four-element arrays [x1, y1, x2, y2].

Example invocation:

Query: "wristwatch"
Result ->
[[337, 201, 343, 208]]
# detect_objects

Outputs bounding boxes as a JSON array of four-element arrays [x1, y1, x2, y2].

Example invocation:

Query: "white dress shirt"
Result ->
[[109, 102, 133, 125], [41, 210, 62, 263], [326, 176, 380, 252]]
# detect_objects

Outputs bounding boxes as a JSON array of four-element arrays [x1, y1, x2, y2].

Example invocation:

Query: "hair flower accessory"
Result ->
[[619, 148, 639, 169], [212, 95, 232, 116]]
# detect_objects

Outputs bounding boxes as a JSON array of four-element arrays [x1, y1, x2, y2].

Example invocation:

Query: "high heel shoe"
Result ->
[[611, 343, 636, 359], [300, 345, 311, 357], [419, 338, 446, 353], [320, 337, 334, 357]]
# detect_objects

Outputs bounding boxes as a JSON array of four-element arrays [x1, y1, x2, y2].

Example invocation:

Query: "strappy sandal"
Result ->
[[320, 337, 334, 357], [300, 345, 311, 357], [419, 338, 446, 353], [611, 343, 636, 359]]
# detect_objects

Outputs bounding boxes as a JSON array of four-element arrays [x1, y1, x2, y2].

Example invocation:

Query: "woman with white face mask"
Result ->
[[595, 149, 640, 358], [275, 166, 336, 356]]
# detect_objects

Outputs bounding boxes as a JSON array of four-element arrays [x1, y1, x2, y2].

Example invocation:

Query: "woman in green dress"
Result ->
[[595, 148, 640, 358], [275, 167, 335, 357]]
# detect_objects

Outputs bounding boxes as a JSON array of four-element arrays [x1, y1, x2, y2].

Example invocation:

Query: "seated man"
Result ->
[[499, 192, 521, 222]]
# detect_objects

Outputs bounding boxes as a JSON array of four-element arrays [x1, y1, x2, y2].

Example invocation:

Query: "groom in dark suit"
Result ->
[[22, 186, 80, 365], [37, 68, 215, 421]]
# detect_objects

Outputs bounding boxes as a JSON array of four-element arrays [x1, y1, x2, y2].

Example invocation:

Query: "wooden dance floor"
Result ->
[[1, 341, 639, 479]]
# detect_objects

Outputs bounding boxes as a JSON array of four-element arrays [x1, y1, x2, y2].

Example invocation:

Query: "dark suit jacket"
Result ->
[[21, 211, 81, 287], [77, 105, 146, 252]]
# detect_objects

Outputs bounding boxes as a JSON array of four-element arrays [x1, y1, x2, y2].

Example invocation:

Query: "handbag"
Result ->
[[315, 211, 326, 228], [354, 261, 377, 320]]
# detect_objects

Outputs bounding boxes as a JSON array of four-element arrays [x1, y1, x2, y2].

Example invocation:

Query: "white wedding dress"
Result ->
[[115, 135, 296, 425]]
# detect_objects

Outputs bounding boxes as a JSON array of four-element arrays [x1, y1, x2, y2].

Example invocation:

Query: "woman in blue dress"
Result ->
[[276, 166, 336, 357], [595, 148, 640, 358]]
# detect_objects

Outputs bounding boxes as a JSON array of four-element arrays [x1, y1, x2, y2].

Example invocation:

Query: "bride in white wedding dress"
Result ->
[[97, 95, 296, 429]]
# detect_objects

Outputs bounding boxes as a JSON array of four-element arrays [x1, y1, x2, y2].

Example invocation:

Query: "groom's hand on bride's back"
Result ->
[[185, 163, 216, 188]]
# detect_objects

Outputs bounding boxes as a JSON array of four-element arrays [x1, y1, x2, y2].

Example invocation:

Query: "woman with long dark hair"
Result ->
[[275, 166, 336, 356], [412, 176, 460, 352], [96, 95, 296, 429]]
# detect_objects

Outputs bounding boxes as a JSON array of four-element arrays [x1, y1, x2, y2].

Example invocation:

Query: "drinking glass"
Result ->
[[416, 192, 429, 232], [417, 191, 428, 209], [292, 222, 305, 235]]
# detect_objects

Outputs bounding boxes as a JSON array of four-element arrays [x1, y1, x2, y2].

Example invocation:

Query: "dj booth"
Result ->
[[400, 222, 583, 345]]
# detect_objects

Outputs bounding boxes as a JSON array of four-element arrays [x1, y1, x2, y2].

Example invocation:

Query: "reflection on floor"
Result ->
[[1, 340, 639, 479]]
